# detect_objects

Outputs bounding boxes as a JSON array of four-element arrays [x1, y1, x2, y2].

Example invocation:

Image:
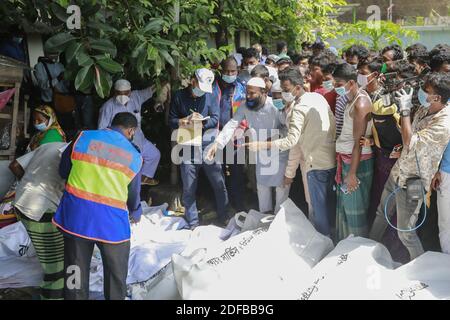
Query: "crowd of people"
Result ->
[[3, 38, 450, 300]]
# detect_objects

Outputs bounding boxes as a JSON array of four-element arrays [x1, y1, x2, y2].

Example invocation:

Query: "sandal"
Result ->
[[141, 177, 159, 186]]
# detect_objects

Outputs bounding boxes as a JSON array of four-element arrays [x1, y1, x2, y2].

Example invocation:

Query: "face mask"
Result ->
[[116, 95, 130, 105], [34, 122, 48, 132], [335, 83, 349, 97], [357, 73, 369, 87], [351, 64, 358, 70], [281, 90, 296, 103], [322, 80, 334, 92], [357, 72, 376, 88], [418, 87, 431, 109], [246, 96, 264, 110], [273, 99, 285, 110], [248, 64, 257, 74], [222, 74, 237, 84], [192, 86, 205, 97], [299, 66, 308, 76]]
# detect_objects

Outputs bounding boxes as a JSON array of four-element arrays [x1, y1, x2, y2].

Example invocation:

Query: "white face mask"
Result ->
[[299, 66, 308, 76], [281, 90, 296, 103], [357, 72, 376, 88], [248, 64, 257, 73], [116, 95, 130, 105], [357, 73, 368, 87]]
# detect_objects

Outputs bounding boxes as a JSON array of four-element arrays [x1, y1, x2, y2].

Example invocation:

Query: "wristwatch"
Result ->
[[400, 109, 411, 117]]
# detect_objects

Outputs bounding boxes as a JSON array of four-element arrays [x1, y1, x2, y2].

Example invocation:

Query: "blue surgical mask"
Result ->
[[246, 95, 264, 110], [192, 86, 205, 97], [335, 84, 348, 97], [273, 99, 285, 110], [322, 80, 334, 91], [418, 87, 431, 109], [246, 99, 256, 108], [34, 122, 48, 132], [222, 74, 237, 84]]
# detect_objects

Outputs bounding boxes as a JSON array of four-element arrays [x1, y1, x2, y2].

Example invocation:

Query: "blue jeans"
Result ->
[[180, 162, 229, 227], [307, 168, 337, 237]]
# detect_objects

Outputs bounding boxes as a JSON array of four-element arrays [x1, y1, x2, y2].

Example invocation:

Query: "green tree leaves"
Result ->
[[342, 20, 419, 51], [96, 55, 123, 73], [36, 0, 347, 99], [44, 33, 76, 52], [75, 65, 94, 93], [94, 65, 112, 99]]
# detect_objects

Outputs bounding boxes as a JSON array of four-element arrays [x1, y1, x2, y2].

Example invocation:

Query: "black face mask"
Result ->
[[246, 95, 265, 110]]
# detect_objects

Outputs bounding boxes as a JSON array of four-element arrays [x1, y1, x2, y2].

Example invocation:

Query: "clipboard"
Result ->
[[176, 121, 203, 146]]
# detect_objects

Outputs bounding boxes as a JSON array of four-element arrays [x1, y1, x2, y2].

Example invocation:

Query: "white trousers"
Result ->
[[256, 184, 291, 214], [437, 171, 450, 254]]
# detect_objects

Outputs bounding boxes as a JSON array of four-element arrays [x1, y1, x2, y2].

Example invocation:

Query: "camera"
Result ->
[[380, 72, 421, 107]]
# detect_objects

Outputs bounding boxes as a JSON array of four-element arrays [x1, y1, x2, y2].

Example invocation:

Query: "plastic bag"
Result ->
[[0, 122, 11, 150]]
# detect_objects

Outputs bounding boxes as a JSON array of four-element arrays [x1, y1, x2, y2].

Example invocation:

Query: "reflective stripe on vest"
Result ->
[[53, 129, 142, 243], [67, 130, 141, 210]]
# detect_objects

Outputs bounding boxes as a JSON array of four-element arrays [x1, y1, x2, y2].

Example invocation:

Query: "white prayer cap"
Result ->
[[247, 77, 266, 89], [271, 80, 282, 93], [114, 79, 131, 91], [195, 68, 215, 93]]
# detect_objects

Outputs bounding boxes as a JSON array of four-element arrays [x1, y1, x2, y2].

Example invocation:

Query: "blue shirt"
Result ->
[[0, 39, 26, 62], [34, 61, 69, 103], [213, 79, 246, 130], [168, 87, 219, 148], [441, 143, 450, 174]]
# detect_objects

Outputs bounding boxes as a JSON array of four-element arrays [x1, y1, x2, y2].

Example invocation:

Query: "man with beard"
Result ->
[[207, 77, 289, 214]]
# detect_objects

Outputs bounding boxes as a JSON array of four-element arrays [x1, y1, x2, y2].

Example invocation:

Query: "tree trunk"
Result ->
[[214, 0, 228, 48]]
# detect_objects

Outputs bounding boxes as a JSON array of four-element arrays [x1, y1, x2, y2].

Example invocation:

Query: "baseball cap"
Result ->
[[195, 68, 215, 93]]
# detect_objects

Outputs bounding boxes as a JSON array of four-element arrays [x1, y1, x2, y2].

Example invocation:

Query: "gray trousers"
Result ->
[[369, 173, 425, 261]]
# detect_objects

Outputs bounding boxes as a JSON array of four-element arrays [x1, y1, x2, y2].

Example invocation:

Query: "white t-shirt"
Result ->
[[14, 142, 67, 221]]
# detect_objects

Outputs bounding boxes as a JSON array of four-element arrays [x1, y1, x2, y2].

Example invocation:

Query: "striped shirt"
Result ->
[[335, 94, 348, 138]]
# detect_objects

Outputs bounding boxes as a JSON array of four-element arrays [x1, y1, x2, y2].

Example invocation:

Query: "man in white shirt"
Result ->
[[207, 77, 289, 214]]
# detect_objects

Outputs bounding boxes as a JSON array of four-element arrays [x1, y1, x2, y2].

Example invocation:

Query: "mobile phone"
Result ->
[[340, 183, 349, 195]]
